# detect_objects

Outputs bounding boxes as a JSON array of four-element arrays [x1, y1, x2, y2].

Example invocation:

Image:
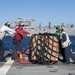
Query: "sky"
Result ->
[[0, 0, 75, 26]]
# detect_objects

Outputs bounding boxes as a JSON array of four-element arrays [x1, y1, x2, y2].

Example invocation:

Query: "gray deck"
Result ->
[[7, 62, 75, 75], [0, 51, 75, 75]]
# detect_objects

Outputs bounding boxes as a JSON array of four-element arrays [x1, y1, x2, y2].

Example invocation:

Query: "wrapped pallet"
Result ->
[[30, 33, 59, 64]]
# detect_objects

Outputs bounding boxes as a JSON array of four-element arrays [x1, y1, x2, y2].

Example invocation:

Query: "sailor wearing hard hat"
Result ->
[[0, 21, 15, 62], [60, 27, 75, 64]]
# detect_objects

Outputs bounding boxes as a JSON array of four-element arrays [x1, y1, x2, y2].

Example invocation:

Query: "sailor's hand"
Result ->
[[27, 34, 31, 36]]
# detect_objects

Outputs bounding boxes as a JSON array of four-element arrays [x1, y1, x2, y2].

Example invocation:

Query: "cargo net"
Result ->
[[30, 33, 59, 64]]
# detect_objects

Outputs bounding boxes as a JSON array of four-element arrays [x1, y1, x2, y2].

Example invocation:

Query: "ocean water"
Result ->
[[69, 36, 75, 52], [2, 36, 75, 52], [2, 36, 31, 51]]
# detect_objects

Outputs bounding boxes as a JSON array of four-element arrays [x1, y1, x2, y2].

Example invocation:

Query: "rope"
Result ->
[[41, 36, 59, 49], [30, 34, 59, 64]]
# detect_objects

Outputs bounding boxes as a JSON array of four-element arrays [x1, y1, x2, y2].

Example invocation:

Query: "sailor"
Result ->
[[60, 27, 75, 64], [12, 22, 30, 60], [1, 22, 15, 35], [0, 22, 15, 62], [54, 26, 66, 63]]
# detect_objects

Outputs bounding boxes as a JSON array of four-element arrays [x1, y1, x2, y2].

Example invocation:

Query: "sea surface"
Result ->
[[2, 36, 75, 52]]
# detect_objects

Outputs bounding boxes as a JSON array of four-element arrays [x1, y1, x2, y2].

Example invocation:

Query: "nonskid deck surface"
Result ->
[[0, 52, 75, 75], [0, 58, 75, 75]]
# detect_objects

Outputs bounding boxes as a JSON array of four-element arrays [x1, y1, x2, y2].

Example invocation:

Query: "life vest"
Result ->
[[14, 27, 22, 41], [14, 27, 30, 41], [60, 32, 71, 48]]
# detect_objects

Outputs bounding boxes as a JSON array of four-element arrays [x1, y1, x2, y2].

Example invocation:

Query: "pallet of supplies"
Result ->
[[30, 33, 59, 64]]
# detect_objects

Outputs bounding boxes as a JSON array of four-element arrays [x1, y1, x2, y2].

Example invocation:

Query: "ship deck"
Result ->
[[0, 51, 75, 75]]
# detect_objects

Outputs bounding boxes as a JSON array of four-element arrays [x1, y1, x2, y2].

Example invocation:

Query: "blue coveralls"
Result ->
[[12, 39, 23, 60], [0, 40, 5, 61]]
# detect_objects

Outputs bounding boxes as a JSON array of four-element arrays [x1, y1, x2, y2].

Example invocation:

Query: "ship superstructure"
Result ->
[[10, 18, 37, 35], [10, 18, 75, 36]]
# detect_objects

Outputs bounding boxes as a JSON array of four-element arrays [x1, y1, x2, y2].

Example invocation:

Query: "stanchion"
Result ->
[[17, 52, 31, 64]]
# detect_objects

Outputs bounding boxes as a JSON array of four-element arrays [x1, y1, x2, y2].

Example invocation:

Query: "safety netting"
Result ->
[[29, 33, 59, 64]]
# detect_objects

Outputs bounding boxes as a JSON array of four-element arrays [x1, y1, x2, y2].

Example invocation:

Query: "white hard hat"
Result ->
[[60, 27, 65, 31], [4, 21, 10, 25], [16, 22, 24, 26], [20, 23, 24, 25]]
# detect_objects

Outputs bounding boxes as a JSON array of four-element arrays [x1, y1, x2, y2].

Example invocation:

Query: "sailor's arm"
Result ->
[[5, 26, 15, 34], [60, 33, 67, 42]]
